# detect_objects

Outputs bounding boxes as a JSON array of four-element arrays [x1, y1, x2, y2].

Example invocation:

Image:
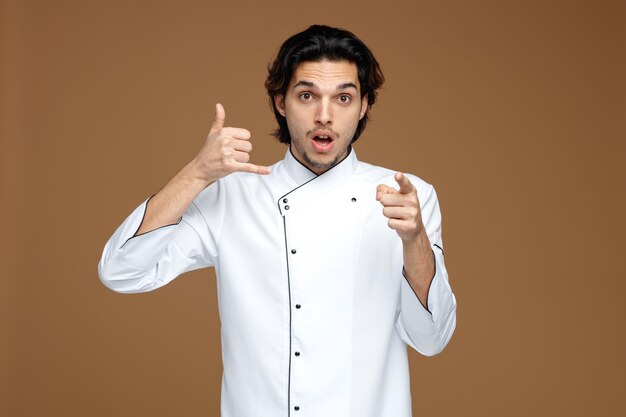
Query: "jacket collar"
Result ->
[[282, 146, 318, 185], [277, 145, 359, 216]]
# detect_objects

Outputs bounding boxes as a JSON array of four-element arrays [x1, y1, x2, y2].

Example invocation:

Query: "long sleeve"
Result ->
[[98, 182, 224, 294], [395, 182, 457, 356]]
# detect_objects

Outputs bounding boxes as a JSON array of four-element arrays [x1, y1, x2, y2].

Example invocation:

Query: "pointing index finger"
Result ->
[[395, 172, 415, 194]]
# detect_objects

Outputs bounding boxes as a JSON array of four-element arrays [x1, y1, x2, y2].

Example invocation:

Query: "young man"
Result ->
[[99, 25, 456, 417]]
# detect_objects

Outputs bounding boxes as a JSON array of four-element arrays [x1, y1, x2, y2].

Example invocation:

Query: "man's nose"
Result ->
[[315, 98, 332, 125]]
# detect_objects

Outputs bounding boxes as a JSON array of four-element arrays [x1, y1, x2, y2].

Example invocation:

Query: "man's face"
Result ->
[[274, 59, 368, 174]]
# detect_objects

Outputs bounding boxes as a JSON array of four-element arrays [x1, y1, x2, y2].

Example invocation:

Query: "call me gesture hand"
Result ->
[[377, 172, 435, 310], [192, 103, 272, 183]]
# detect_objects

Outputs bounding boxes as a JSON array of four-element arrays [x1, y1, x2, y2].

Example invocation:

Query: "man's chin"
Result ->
[[303, 152, 345, 174]]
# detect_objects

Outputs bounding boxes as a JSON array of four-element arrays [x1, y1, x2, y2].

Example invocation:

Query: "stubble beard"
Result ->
[[294, 139, 351, 174], [303, 149, 346, 173]]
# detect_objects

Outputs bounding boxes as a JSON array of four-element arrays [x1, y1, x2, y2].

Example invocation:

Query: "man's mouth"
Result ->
[[311, 130, 335, 150], [311, 131, 335, 152], [313, 135, 333, 146]]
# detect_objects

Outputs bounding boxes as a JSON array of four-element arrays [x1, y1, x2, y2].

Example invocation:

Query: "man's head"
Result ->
[[265, 25, 384, 173]]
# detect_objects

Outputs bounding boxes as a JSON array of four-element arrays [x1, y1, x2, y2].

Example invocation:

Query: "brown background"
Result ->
[[2, 0, 625, 416]]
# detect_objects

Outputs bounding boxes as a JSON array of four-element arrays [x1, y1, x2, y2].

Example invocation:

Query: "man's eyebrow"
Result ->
[[337, 82, 358, 90], [292, 81, 358, 90], [293, 80, 315, 89]]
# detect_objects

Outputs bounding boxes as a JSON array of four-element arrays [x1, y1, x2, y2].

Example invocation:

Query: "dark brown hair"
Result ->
[[265, 25, 385, 144]]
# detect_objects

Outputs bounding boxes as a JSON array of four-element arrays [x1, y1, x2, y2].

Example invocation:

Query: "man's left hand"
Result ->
[[376, 172, 425, 242]]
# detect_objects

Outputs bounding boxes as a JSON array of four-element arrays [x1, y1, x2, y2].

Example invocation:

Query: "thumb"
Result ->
[[211, 103, 225, 132], [376, 184, 397, 201]]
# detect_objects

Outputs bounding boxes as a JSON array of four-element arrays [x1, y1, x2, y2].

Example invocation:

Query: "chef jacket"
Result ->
[[98, 147, 457, 417]]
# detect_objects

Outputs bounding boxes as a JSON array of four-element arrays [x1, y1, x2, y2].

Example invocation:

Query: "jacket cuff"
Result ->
[[120, 194, 182, 249], [100, 195, 182, 271], [397, 245, 456, 355]]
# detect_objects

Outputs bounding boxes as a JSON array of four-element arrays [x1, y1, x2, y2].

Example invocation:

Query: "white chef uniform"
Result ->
[[98, 147, 457, 417]]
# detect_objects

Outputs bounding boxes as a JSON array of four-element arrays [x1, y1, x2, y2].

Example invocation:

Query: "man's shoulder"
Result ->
[[355, 160, 433, 190]]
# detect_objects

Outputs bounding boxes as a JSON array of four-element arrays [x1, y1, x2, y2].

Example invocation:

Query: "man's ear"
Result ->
[[274, 95, 286, 117], [359, 95, 368, 120]]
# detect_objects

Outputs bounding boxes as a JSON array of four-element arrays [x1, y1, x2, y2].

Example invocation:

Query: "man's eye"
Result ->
[[339, 95, 351, 103], [300, 92, 312, 100]]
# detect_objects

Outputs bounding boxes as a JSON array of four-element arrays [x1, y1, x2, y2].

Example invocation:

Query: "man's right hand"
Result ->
[[191, 103, 271, 184]]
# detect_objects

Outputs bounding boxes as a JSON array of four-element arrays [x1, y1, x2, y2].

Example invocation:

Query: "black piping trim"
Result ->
[[433, 243, 444, 255], [402, 249, 437, 315], [119, 194, 182, 249], [282, 216, 293, 417], [277, 146, 353, 212], [289, 146, 318, 175]]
